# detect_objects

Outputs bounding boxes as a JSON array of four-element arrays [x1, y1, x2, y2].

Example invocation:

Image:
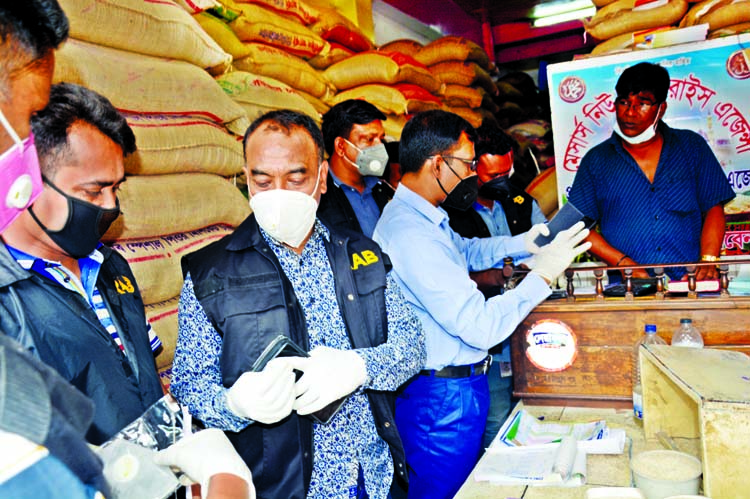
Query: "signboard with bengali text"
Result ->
[[549, 35, 750, 254]]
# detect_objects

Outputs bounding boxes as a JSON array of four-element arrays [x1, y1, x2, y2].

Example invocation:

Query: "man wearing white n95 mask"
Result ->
[[171, 110, 425, 499]]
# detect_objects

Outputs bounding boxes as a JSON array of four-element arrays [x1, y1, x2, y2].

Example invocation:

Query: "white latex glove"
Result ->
[[524, 223, 551, 254], [225, 358, 296, 424], [286, 346, 367, 416], [154, 428, 256, 499], [529, 221, 591, 284]]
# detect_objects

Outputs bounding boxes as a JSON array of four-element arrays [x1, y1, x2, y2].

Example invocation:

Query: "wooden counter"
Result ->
[[454, 402, 702, 499], [510, 294, 750, 405]]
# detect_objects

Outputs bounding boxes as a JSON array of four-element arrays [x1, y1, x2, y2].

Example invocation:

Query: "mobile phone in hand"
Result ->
[[534, 202, 595, 247]]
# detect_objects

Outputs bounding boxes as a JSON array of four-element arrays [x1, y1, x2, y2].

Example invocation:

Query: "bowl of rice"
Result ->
[[630, 450, 702, 499]]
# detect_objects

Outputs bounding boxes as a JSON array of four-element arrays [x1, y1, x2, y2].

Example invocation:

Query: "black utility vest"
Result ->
[[183, 216, 407, 499]]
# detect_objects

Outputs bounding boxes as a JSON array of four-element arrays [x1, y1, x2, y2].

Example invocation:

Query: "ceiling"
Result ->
[[451, 0, 553, 25]]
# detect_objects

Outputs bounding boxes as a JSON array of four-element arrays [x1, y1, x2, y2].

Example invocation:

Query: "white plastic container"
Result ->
[[631, 450, 702, 499]]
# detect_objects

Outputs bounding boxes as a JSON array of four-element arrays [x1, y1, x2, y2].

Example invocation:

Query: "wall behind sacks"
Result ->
[[58, 0, 231, 70]]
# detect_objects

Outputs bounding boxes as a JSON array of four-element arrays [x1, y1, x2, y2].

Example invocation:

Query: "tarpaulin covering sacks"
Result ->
[[54, 39, 250, 135], [58, 0, 231, 70], [416, 35, 491, 70], [102, 173, 250, 241], [324, 52, 442, 93], [217, 71, 321, 122], [124, 114, 244, 177], [110, 224, 235, 306], [233, 42, 335, 99]]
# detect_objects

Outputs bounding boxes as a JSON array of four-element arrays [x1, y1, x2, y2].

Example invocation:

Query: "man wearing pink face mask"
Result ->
[[172, 109, 425, 499]]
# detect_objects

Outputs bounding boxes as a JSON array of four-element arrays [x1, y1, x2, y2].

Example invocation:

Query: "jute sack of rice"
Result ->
[[110, 224, 235, 306], [311, 8, 375, 53], [526, 167, 558, 218], [54, 39, 250, 135], [416, 36, 491, 70], [224, 1, 330, 59], [680, 0, 750, 31], [217, 71, 320, 123], [379, 39, 422, 57], [194, 11, 253, 59], [58, 0, 230, 70], [124, 114, 244, 177], [383, 113, 408, 141], [324, 51, 442, 93], [295, 89, 331, 114], [331, 84, 408, 115], [231, 0, 320, 25], [175, 0, 219, 14], [308, 43, 353, 69], [429, 61, 497, 95], [584, 0, 688, 41], [444, 105, 483, 128], [146, 296, 180, 371], [443, 84, 483, 108], [103, 173, 250, 241], [233, 43, 335, 99], [394, 84, 443, 113]]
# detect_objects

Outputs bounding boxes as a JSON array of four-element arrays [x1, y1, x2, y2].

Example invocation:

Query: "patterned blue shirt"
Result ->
[[373, 184, 551, 370], [171, 221, 424, 499], [330, 171, 382, 237], [568, 123, 735, 279]]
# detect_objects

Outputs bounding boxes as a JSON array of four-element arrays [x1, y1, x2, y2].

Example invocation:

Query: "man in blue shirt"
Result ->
[[568, 62, 735, 281], [319, 99, 393, 237], [444, 122, 548, 450], [373, 110, 590, 499]]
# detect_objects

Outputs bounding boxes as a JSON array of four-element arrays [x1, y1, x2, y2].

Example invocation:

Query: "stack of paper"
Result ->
[[474, 410, 626, 486]]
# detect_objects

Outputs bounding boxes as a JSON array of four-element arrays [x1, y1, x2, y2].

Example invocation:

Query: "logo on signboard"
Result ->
[[558, 76, 586, 103], [726, 49, 750, 80], [525, 319, 578, 372]]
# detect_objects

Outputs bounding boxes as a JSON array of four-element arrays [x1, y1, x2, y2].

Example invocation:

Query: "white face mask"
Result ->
[[342, 139, 389, 177], [613, 104, 662, 145], [249, 165, 321, 248]]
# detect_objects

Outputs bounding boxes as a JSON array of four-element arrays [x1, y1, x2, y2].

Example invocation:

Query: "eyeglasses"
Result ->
[[615, 97, 658, 113], [440, 155, 479, 172]]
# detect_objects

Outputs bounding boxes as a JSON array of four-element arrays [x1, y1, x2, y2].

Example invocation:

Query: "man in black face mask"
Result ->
[[373, 110, 590, 499], [0, 82, 164, 445]]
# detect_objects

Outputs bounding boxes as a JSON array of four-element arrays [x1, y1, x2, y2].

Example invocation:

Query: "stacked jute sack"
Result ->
[[195, 0, 376, 121], [416, 36, 498, 129], [586, 0, 750, 56], [55, 0, 253, 388]]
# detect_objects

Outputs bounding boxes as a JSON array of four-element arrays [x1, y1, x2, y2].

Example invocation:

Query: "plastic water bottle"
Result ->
[[633, 324, 666, 420], [671, 318, 704, 348]]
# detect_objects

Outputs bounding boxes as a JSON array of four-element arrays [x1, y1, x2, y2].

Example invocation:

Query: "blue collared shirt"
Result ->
[[330, 171, 382, 237], [171, 221, 424, 499], [568, 123, 735, 279], [474, 199, 547, 238], [373, 184, 551, 370]]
